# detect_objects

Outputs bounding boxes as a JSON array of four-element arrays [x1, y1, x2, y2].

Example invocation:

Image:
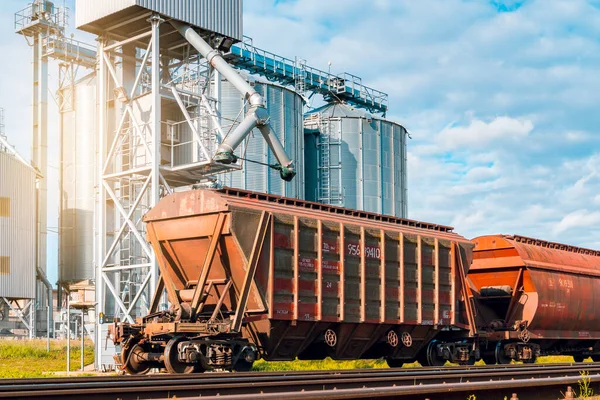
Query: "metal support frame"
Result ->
[[97, 15, 165, 339], [94, 13, 246, 369], [1, 298, 34, 337]]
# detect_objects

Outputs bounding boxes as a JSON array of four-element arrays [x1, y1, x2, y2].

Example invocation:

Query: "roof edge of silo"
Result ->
[[305, 101, 407, 129]]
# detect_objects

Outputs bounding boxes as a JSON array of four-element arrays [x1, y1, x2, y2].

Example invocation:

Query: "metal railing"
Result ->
[[228, 37, 389, 114], [14, 1, 67, 32], [43, 35, 97, 68]]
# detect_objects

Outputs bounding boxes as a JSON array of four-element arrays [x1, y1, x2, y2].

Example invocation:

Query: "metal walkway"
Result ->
[[226, 39, 388, 115]]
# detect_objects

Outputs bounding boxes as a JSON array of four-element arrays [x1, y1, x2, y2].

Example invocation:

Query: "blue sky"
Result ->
[[2, 0, 600, 284]]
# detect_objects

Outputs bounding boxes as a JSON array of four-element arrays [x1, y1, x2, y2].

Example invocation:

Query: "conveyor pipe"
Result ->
[[36, 267, 53, 348], [170, 20, 296, 181]]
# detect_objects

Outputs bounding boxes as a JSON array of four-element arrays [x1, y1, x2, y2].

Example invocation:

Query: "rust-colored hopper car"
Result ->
[[110, 188, 600, 374], [110, 188, 478, 374], [469, 235, 600, 364]]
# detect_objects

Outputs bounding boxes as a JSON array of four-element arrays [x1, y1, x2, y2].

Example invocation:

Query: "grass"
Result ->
[[253, 354, 592, 372], [0, 339, 591, 378], [252, 357, 391, 371], [0, 339, 94, 378]]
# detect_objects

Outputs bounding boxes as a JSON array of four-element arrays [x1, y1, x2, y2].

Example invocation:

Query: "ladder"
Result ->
[[295, 57, 307, 98], [318, 116, 331, 203]]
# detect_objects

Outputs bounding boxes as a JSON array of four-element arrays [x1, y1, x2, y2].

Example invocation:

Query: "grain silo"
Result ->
[[216, 75, 304, 198], [59, 73, 96, 284], [304, 102, 407, 217]]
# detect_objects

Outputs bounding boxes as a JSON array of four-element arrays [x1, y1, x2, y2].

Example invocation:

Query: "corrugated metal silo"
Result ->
[[59, 74, 96, 283], [0, 151, 37, 299], [217, 77, 305, 198], [304, 102, 407, 217]]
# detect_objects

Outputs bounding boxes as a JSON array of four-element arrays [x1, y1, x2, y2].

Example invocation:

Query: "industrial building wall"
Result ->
[[0, 151, 37, 299]]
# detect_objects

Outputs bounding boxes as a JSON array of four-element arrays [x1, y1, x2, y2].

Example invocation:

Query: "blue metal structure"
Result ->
[[226, 39, 388, 115]]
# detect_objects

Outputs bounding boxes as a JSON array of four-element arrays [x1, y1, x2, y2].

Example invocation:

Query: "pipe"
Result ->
[[81, 311, 84, 371], [66, 296, 70, 373], [170, 20, 296, 181], [36, 267, 53, 348]]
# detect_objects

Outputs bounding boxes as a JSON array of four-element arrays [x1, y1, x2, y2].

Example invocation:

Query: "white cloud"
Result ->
[[553, 210, 600, 234], [438, 117, 534, 150]]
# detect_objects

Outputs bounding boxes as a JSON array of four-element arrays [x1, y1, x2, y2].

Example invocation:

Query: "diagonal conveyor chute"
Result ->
[[170, 20, 296, 182]]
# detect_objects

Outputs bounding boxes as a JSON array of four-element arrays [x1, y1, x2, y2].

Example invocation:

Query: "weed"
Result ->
[[576, 370, 594, 398], [252, 357, 389, 372]]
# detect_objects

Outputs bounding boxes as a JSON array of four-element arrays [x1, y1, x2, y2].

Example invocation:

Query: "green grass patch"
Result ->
[[536, 355, 578, 364], [252, 357, 390, 371], [0, 339, 94, 378]]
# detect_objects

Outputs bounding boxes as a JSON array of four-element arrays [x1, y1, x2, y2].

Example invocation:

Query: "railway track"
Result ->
[[0, 363, 598, 400]]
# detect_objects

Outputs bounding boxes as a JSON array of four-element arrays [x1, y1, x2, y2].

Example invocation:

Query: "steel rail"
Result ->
[[0, 363, 597, 399], [0, 362, 592, 386], [178, 374, 600, 400]]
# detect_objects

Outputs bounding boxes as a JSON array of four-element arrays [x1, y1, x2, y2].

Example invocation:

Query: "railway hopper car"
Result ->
[[110, 188, 477, 374], [468, 234, 600, 364]]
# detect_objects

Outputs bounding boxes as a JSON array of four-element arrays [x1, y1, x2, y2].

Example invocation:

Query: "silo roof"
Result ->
[[306, 102, 373, 119]]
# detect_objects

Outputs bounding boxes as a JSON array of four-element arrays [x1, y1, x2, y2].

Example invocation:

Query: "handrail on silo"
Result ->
[[170, 20, 296, 182]]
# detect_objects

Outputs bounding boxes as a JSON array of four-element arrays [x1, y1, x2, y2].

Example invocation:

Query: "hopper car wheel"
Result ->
[[495, 342, 512, 365], [121, 343, 151, 375], [385, 358, 404, 368], [165, 336, 195, 374], [573, 355, 585, 363], [233, 360, 253, 372], [426, 341, 446, 367]]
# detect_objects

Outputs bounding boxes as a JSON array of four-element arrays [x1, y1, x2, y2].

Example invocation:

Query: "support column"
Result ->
[[149, 15, 163, 296], [95, 37, 107, 371], [32, 31, 49, 337]]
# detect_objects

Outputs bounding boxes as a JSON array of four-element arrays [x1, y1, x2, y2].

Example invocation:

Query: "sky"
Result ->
[[1, 0, 600, 285]]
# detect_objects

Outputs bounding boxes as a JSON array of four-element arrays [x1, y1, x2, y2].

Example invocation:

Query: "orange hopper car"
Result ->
[[110, 188, 477, 374], [469, 234, 600, 364], [110, 188, 600, 374]]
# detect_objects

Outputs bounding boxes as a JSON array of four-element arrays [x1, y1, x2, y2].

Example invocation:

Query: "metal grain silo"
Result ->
[[0, 151, 37, 300], [304, 102, 407, 217], [216, 76, 305, 198], [59, 74, 96, 283]]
